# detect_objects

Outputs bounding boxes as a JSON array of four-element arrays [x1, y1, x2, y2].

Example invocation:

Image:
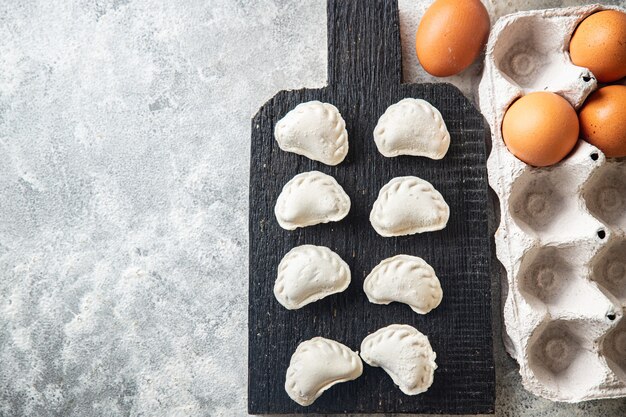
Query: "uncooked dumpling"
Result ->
[[370, 176, 449, 237], [274, 245, 351, 310], [274, 101, 349, 166], [374, 98, 450, 159], [275, 171, 351, 230], [364, 255, 442, 314], [360, 324, 437, 395], [286, 337, 363, 406]]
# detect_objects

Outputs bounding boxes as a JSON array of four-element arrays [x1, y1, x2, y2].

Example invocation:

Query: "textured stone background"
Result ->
[[0, 0, 625, 416]]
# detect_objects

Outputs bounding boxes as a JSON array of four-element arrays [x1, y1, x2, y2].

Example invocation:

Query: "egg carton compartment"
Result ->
[[517, 244, 614, 319], [591, 237, 626, 304], [602, 317, 626, 383], [492, 12, 596, 99], [526, 318, 621, 401], [478, 3, 626, 402], [583, 159, 626, 232], [508, 144, 605, 243]]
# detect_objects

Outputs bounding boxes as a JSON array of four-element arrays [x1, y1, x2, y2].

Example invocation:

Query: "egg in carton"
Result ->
[[478, 4, 626, 402]]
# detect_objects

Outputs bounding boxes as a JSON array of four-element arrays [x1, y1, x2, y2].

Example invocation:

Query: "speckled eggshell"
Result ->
[[569, 10, 626, 83], [579, 85, 626, 158]]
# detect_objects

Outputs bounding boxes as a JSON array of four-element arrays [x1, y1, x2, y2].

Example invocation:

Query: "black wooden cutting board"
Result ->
[[248, 0, 494, 413]]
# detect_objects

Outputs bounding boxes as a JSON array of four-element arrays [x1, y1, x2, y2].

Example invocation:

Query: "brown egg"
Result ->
[[415, 0, 490, 77], [569, 10, 626, 83], [579, 85, 626, 158], [502, 92, 579, 167]]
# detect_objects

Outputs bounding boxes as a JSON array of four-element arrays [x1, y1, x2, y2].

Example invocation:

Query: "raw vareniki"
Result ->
[[370, 176, 449, 236], [275, 171, 350, 230], [360, 324, 437, 395], [274, 101, 349, 166], [274, 245, 351, 310], [286, 337, 363, 406], [364, 255, 442, 314], [374, 98, 450, 159]]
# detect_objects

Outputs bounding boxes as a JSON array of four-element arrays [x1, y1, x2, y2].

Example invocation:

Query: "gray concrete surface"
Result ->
[[0, 0, 625, 416]]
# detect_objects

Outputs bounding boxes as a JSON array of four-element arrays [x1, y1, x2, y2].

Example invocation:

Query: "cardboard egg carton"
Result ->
[[478, 4, 626, 402]]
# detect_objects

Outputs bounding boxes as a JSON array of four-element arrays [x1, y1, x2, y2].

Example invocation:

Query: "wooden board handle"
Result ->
[[327, 0, 402, 86]]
